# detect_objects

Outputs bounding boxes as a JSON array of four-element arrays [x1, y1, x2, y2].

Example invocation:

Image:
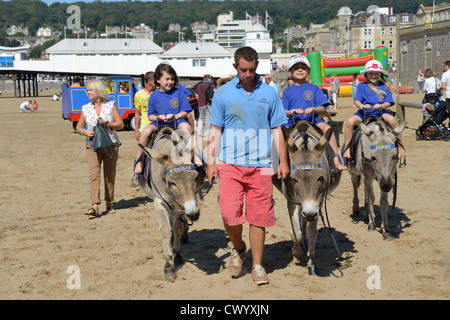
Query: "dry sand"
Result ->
[[0, 90, 449, 301]]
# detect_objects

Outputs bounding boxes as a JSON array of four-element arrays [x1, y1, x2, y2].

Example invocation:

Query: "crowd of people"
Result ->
[[72, 49, 449, 286], [417, 61, 450, 102]]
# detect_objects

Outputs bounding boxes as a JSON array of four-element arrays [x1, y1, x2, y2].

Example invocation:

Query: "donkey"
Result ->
[[347, 118, 406, 239], [273, 122, 342, 275], [138, 127, 204, 281]]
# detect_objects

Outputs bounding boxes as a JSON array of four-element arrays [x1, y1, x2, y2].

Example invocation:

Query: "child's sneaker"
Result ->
[[252, 264, 269, 285], [229, 242, 246, 277]]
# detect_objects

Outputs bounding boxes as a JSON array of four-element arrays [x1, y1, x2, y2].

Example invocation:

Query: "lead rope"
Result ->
[[321, 190, 341, 257]]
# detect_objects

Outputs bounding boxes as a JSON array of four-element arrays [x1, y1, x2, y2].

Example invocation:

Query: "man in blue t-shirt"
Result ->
[[207, 46, 289, 285]]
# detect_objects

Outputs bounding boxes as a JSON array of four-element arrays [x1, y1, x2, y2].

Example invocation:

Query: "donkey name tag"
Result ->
[[371, 144, 395, 150], [292, 163, 321, 170], [166, 165, 195, 175]]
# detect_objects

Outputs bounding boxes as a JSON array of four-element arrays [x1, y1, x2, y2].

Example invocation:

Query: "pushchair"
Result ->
[[416, 93, 450, 141]]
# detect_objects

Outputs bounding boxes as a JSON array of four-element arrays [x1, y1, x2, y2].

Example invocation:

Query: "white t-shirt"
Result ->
[[20, 101, 30, 111], [442, 70, 450, 99], [423, 77, 439, 94]]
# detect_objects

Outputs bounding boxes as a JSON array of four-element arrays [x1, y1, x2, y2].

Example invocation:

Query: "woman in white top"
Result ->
[[423, 69, 439, 94], [417, 69, 425, 93], [76, 80, 124, 217]]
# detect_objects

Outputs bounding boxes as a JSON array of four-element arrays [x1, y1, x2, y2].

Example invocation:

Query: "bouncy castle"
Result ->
[[304, 46, 413, 95]]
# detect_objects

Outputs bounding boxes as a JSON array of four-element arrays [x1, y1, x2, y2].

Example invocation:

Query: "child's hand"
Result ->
[[361, 104, 371, 110], [293, 109, 304, 115], [304, 107, 315, 114], [373, 104, 382, 109], [165, 114, 174, 121], [157, 115, 166, 121]]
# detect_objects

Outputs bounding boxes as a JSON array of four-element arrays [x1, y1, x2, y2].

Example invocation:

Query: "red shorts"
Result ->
[[217, 162, 275, 228]]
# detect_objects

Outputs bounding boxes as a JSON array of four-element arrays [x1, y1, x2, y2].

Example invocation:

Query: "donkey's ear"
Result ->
[[359, 122, 379, 136], [314, 127, 333, 154], [138, 143, 169, 165], [280, 125, 298, 152]]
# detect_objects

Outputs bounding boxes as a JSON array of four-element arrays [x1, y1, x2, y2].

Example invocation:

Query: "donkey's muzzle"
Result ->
[[379, 177, 393, 192], [184, 200, 200, 222]]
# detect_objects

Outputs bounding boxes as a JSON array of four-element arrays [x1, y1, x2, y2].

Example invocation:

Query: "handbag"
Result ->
[[205, 83, 214, 103], [92, 120, 121, 158]]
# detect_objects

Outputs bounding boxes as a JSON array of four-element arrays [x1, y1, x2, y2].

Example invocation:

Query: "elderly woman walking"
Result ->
[[76, 80, 124, 217]]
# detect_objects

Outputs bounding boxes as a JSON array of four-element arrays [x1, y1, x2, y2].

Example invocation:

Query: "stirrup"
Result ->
[[130, 173, 140, 188], [130, 157, 143, 187]]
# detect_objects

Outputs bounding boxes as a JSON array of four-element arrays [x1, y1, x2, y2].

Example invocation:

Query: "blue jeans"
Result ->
[[197, 105, 211, 137]]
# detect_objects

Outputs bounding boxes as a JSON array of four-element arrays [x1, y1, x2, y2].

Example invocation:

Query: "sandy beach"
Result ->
[[0, 89, 448, 301]]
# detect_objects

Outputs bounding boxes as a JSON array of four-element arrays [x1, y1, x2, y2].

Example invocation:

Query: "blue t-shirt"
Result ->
[[354, 82, 394, 118], [210, 74, 287, 167], [147, 86, 192, 126], [282, 82, 329, 127]]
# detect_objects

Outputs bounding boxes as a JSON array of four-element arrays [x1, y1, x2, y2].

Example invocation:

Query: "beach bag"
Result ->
[[205, 84, 214, 103], [92, 120, 121, 158]]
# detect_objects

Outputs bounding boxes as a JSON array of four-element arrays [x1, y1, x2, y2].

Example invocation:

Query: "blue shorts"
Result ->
[[286, 113, 324, 128], [354, 108, 383, 119], [151, 118, 188, 128]]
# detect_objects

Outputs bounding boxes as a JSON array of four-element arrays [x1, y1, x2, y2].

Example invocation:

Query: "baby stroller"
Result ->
[[416, 93, 450, 141]]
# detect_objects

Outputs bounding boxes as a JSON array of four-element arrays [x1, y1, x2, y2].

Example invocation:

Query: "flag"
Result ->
[[253, 13, 262, 25], [86, 27, 92, 31], [246, 11, 252, 20], [126, 27, 131, 31], [265, 11, 273, 25]]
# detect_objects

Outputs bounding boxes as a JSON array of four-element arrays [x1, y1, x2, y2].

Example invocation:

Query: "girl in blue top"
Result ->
[[147, 63, 192, 132], [343, 60, 405, 159], [283, 55, 347, 171]]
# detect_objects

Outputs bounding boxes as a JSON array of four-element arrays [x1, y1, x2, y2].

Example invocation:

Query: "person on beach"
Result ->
[[133, 71, 157, 174], [76, 80, 124, 217], [329, 74, 340, 110], [206, 46, 289, 285], [342, 60, 405, 160], [282, 55, 347, 171]]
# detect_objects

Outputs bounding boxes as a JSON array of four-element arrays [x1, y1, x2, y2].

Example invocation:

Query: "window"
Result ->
[[389, 40, 393, 48], [364, 41, 372, 49], [401, 43, 408, 53], [381, 28, 385, 35], [381, 40, 385, 46], [193, 58, 206, 67], [389, 28, 394, 35], [118, 81, 130, 93], [390, 16, 396, 22], [402, 15, 409, 22]]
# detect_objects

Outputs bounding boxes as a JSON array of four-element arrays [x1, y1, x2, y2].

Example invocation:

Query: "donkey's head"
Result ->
[[359, 121, 406, 192], [139, 136, 201, 222], [282, 125, 334, 222]]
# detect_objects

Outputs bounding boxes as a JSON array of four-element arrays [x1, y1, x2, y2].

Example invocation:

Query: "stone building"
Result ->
[[398, 3, 450, 87], [304, 5, 416, 61]]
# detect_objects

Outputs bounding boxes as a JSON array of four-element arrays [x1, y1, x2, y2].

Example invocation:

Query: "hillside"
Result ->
[[1, 0, 434, 44]]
